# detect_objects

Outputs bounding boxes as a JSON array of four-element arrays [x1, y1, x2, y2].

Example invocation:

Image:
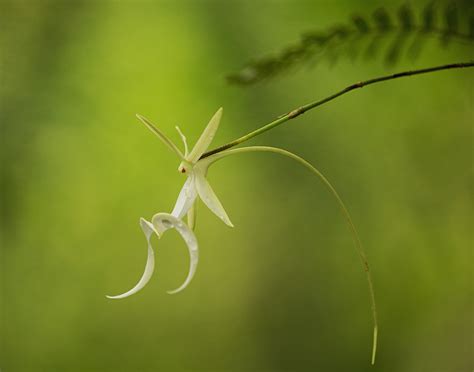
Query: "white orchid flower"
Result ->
[[136, 107, 233, 227], [106, 212, 198, 299], [108, 107, 378, 364], [107, 108, 228, 300]]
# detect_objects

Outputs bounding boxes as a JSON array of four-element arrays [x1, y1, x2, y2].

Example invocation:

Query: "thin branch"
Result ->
[[202, 61, 474, 159]]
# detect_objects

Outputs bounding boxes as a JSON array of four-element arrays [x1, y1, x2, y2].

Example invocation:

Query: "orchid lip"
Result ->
[[107, 214, 199, 299]]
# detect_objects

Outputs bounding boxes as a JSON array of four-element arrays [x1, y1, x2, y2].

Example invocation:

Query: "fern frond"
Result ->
[[227, 2, 474, 85]]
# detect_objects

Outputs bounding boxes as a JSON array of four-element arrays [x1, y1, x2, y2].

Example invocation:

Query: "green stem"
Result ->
[[201, 146, 378, 364], [202, 61, 474, 159]]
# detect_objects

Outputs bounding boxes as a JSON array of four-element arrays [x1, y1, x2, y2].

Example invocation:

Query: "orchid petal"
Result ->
[[194, 167, 233, 227], [171, 173, 198, 219], [106, 218, 156, 299], [151, 213, 199, 294], [175, 126, 189, 157], [187, 107, 222, 163], [136, 114, 185, 160]]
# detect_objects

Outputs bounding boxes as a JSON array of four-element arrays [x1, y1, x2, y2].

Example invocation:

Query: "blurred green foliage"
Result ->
[[227, 1, 474, 85], [1, 0, 472, 371]]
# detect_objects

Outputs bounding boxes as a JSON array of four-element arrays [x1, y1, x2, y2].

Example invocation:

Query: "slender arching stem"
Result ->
[[201, 146, 378, 364], [201, 61, 474, 159]]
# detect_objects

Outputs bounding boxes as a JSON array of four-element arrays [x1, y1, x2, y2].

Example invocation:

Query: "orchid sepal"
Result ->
[[136, 114, 185, 160], [187, 107, 222, 163]]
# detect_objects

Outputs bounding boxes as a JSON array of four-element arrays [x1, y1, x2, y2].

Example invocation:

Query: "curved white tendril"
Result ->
[[107, 213, 198, 299], [152, 213, 199, 294], [106, 219, 156, 299]]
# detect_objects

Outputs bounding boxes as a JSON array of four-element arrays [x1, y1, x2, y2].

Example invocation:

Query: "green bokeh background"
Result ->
[[1, 1, 472, 371]]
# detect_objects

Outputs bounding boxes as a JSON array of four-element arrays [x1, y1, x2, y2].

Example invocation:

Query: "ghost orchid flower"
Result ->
[[106, 212, 198, 299], [110, 107, 379, 364], [136, 108, 233, 227]]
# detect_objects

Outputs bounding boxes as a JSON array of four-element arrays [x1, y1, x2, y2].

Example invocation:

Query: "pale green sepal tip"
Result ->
[[187, 107, 223, 163], [194, 168, 233, 227]]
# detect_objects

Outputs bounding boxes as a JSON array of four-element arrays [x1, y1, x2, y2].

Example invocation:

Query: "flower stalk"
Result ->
[[201, 145, 378, 364]]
